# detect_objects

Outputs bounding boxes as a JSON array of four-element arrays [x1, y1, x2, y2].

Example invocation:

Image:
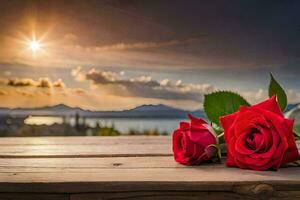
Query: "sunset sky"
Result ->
[[0, 0, 299, 110]]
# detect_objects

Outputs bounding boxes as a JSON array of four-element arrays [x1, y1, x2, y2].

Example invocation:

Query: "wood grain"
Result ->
[[0, 136, 172, 158], [0, 144, 171, 158], [0, 136, 298, 200], [0, 156, 299, 193], [0, 137, 297, 158], [0, 136, 171, 145], [70, 191, 259, 200], [70, 190, 300, 200], [0, 193, 68, 200]]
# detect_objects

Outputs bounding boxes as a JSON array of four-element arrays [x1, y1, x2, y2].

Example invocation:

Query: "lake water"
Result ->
[[24, 116, 184, 134]]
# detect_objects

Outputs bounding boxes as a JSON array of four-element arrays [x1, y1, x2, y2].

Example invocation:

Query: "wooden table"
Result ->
[[0, 136, 299, 200]]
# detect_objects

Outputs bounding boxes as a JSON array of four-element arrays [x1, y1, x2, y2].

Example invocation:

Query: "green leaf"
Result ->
[[204, 91, 250, 125], [268, 73, 287, 111]]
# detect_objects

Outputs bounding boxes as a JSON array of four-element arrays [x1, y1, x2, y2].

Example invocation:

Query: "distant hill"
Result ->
[[0, 104, 205, 119], [286, 103, 300, 113], [0, 104, 86, 117], [2, 102, 298, 120]]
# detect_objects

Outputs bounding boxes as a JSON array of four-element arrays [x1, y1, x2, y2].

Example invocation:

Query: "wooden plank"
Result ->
[[0, 137, 298, 199], [0, 156, 299, 193], [1, 165, 299, 184], [0, 136, 297, 147], [70, 191, 259, 200], [0, 137, 297, 158], [0, 136, 171, 145], [1, 191, 298, 200], [0, 193, 68, 200], [0, 189, 298, 199], [0, 136, 172, 158], [0, 136, 300, 195], [0, 144, 171, 158], [0, 157, 231, 172], [70, 191, 300, 200], [0, 156, 178, 169]]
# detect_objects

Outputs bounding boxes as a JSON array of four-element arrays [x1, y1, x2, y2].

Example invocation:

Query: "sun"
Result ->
[[29, 40, 41, 52], [11, 22, 52, 58]]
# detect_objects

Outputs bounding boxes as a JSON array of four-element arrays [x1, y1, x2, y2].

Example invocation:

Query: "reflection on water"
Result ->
[[25, 116, 183, 134], [24, 116, 63, 126]]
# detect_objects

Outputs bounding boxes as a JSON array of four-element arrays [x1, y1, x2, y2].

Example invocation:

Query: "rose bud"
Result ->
[[220, 96, 300, 171], [172, 114, 218, 165]]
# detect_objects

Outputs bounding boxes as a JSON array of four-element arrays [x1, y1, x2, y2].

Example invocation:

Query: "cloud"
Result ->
[[71, 66, 86, 81], [52, 79, 66, 88], [0, 75, 91, 102], [90, 38, 201, 51], [240, 89, 267, 104], [5, 78, 66, 88], [7, 78, 36, 87], [72, 67, 215, 102], [240, 88, 300, 104], [286, 89, 300, 103], [55, 37, 211, 70]]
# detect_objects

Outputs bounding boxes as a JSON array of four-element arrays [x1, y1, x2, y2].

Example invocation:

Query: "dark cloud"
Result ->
[[5, 78, 65, 88], [7, 78, 36, 87], [72, 67, 215, 101], [1, 0, 299, 68]]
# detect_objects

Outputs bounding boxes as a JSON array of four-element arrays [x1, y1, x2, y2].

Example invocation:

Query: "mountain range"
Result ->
[[0, 104, 205, 119], [1, 102, 299, 119]]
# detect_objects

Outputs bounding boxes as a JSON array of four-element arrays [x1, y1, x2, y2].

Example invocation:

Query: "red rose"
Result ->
[[172, 114, 217, 165], [220, 96, 300, 171]]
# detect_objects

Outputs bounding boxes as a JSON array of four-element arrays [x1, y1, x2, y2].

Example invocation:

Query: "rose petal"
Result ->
[[233, 109, 268, 138], [220, 112, 238, 142], [247, 159, 280, 171], [226, 137, 240, 167], [281, 119, 300, 164], [172, 129, 191, 164], [233, 155, 249, 169], [220, 111, 238, 130], [244, 131, 264, 151], [189, 114, 207, 125], [252, 96, 283, 117], [226, 150, 236, 167], [188, 129, 217, 146], [235, 132, 255, 155], [180, 122, 190, 130], [259, 125, 273, 151], [249, 125, 282, 160], [238, 154, 272, 168]]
